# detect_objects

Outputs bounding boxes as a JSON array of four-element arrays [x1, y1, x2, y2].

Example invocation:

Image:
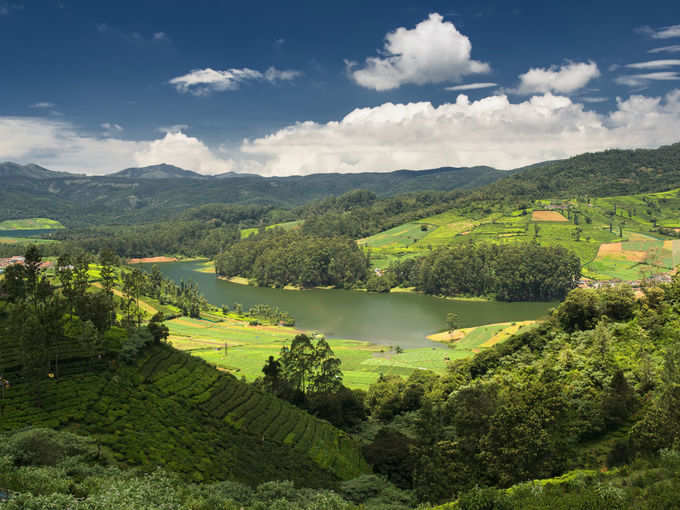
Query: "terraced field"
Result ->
[[360, 188, 680, 280], [0, 345, 369, 486]]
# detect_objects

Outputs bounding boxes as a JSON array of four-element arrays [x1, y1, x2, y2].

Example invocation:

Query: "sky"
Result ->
[[1, 0, 680, 176]]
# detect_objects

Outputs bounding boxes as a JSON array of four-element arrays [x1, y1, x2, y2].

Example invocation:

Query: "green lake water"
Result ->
[[142, 261, 556, 348]]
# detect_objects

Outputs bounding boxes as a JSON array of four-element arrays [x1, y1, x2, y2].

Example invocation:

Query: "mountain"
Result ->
[[108, 163, 208, 179], [0, 164, 508, 226], [214, 171, 262, 178], [0, 162, 75, 179]]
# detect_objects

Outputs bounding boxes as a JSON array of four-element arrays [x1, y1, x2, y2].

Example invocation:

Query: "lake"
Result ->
[[141, 261, 556, 348]]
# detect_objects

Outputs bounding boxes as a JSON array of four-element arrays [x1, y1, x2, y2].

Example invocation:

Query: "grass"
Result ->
[[427, 321, 538, 358], [0, 236, 58, 245], [0, 217, 65, 230], [166, 315, 451, 390], [360, 188, 680, 281], [240, 220, 301, 239]]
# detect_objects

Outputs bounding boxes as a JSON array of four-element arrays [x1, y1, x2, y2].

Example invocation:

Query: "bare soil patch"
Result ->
[[128, 256, 178, 264], [532, 210, 567, 222]]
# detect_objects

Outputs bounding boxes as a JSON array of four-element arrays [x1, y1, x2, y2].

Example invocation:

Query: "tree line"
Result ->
[[215, 230, 369, 288], [379, 242, 581, 301]]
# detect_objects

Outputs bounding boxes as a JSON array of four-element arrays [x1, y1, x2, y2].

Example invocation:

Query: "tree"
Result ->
[[446, 312, 458, 333]]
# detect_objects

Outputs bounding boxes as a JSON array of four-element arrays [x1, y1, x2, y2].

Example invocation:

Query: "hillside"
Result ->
[[0, 164, 506, 226], [109, 164, 209, 179], [0, 343, 368, 486], [360, 185, 680, 282], [487, 141, 680, 199], [0, 162, 74, 179]]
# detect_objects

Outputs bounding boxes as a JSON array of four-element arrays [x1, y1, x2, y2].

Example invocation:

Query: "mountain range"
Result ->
[[1, 141, 679, 226]]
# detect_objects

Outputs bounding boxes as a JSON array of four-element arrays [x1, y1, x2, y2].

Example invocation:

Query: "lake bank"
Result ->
[[140, 260, 556, 349]]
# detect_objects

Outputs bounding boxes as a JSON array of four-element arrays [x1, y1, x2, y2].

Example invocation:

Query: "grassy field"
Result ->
[[165, 315, 452, 390], [0, 217, 65, 230], [360, 188, 680, 281], [427, 320, 537, 358], [0, 235, 58, 245], [240, 220, 301, 239]]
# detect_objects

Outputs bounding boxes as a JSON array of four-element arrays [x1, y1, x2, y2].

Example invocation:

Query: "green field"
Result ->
[[360, 189, 680, 281], [0, 235, 58, 245], [0, 217, 64, 230], [428, 320, 538, 359], [240, 220, 301, 239], [166, 315, 450, 390]]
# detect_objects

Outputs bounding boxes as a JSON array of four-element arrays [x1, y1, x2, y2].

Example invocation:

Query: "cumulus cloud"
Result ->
[[348, 13, 489, 91], [650, 45, 680, 53], [615, 72, 680, 87], [240, 90, 680, 175], [445, 82, 497, 91], [0, 118, 235, 175], [169, 66, 301, 95], [133, 131, 234, 173], [514, 61, 600, 95], [625, 59, 680, 69], [5, 91, 680, 177], [153, 32, 168, 41]]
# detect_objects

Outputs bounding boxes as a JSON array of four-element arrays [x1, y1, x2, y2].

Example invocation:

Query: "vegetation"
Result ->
[[0, 217, 64, 230], [385, 242, 580, 301], [0, 246, 368, 488], [215, 230, 369, 289]]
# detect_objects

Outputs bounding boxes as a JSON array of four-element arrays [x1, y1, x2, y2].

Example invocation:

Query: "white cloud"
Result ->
[[643, 24, 680, 39], [169, 66, 301, 95], [615, 72, 680, 87], [515, 61, 600, 95], [445, 82, 497, 91], [101, 122, 124, 134], [153, 32, 168, 41], [626, 59, 680, 69], [5, 91, 680, 177], [348, 13, 490, 91], [240, 90, 680, 175], [133, 131, 234, 173], [649, 45, 680, 54], [30, 102, 55, 109], [0, 118, 235, 175], [580, 96, 609, 103]]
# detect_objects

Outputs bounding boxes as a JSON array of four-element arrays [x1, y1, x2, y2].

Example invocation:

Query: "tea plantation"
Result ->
[[0, 344, 369, 487]]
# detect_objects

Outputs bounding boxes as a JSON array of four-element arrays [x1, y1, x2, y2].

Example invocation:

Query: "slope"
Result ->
[[0, 343, 369, 486]]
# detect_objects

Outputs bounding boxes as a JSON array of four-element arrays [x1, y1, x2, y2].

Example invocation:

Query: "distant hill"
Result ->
[[0, 162, 74, 179], [2, 141, 679, 227], [0, 163, 508, 226], [490, 142, 680, 198], [109, 164, 208, 179]]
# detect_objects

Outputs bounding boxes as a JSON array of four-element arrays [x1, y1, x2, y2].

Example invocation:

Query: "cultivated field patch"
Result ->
[[532, 210, 568, 222]]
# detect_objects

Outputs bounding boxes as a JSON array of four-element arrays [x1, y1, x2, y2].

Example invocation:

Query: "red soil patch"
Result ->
[[532, 210, 568, 222], [128, 256, 178, 264]]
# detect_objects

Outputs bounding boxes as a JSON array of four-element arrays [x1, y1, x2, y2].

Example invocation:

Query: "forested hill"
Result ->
[[0, 164, 505, 226], [486, 142, 680, 199], [0, 162, 75, 179]]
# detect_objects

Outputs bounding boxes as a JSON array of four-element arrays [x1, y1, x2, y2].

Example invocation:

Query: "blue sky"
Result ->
[[1, 0, 680, 175]]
